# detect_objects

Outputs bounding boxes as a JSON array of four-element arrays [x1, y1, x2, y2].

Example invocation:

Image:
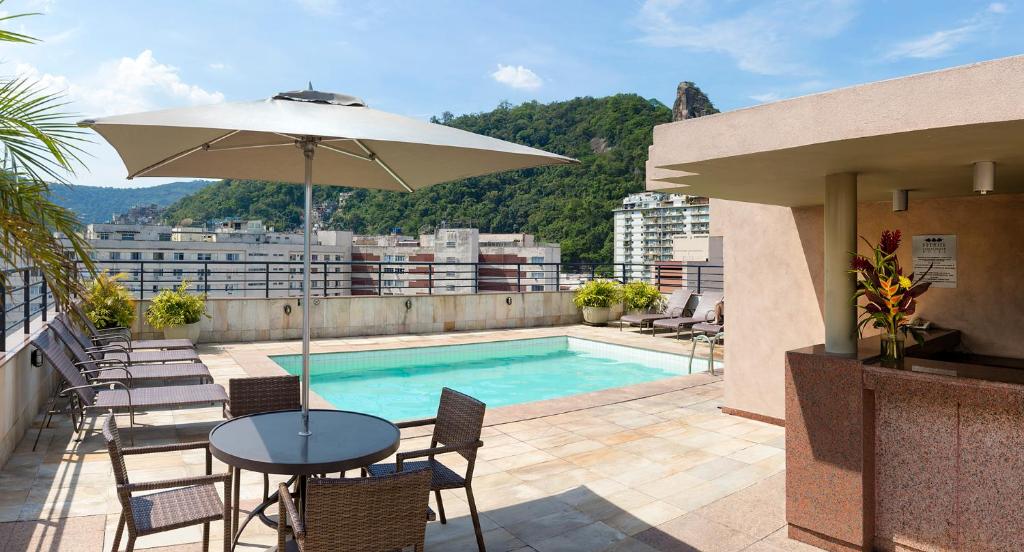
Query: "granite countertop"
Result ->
[[788, 328, 961, 362], [866, 356, 1024, 387]]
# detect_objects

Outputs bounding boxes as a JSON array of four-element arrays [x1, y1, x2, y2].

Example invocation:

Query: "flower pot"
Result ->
[[880, 332, 905, 368], [582, 306, 610, 325], [164, 321, 201, 344]]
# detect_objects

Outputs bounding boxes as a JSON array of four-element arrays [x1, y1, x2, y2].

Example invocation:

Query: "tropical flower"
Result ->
[[850, 230, 931, 343]]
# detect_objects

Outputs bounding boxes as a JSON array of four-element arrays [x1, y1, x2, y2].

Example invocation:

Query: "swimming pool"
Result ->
[[271, 336, 718, 421]]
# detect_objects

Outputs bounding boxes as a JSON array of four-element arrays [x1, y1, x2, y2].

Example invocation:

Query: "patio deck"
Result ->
[[0, 326, 814, 552]]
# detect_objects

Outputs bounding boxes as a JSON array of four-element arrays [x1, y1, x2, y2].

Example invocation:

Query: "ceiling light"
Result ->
[[973, 161, 995, 195], [892, 189, 908, 212]]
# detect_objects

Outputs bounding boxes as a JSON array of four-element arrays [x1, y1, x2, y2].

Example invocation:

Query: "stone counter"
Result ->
[[786, 331, 1024, 551]]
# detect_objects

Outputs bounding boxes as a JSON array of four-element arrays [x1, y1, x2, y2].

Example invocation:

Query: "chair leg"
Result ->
[[232, 467, 241, 534], [202, 521, 210, 552], [434, 489, 447, 524], [125, 535, 136, 552], [32, 408, 54, 452], [465, 486, 486, 552], [263, 473, 269, 501], [111, 512, 125, 552]]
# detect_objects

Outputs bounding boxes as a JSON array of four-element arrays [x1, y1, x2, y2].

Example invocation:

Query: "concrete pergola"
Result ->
[[647, 55, 1024, 355]]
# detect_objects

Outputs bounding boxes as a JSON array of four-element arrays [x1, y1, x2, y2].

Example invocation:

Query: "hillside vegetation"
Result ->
[[51, 180, 210, 223], [162, 94, 673, 262]]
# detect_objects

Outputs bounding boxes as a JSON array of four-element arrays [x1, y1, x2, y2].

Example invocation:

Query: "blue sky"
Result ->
[[4, 0, 1021, 187]]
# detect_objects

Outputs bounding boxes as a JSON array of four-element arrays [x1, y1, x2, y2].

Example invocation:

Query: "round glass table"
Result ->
[[209, 409, 401, 550]]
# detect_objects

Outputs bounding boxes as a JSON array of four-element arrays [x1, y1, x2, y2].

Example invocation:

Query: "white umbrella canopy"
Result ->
[[82, 89, 575, 190], [82, 88, 577, 436]]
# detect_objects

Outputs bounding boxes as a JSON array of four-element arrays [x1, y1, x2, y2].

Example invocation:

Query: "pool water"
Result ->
[[271, 336, 718, 421]]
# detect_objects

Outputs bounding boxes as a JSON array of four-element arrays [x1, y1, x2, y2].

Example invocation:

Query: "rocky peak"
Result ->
[[672, 81, 719, 122]]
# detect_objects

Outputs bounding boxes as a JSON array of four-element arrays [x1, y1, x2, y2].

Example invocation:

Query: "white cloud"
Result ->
[[12, 50, 224, 186], [16, 49, 223, 116], [988, 2, 1008, 13], [293, 0, 339, 15], [884, 25, 979, 60], [635, 0, 858, 76], [883, 5, 1006, 61], [750, 92, 781, 103], [208, 62, 227, 70], [490, 64, 543, 90]]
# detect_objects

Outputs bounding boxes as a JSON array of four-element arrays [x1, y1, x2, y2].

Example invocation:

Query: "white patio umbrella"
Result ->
[[82, 87, 576, 436]]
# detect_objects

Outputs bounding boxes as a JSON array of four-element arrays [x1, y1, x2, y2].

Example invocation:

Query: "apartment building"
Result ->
[[351, 229, 560, 295], [612, 192, 710, 281], [69, 222, 560, 297]]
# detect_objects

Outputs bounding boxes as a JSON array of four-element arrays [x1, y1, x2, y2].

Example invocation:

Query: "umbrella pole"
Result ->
[[300, 138, 315, 437]]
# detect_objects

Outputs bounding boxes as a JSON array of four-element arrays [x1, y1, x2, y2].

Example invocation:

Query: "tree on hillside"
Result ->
[[0, 3, 93, 308]]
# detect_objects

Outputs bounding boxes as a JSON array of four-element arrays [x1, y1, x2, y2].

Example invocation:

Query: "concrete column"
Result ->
[[824, 173, 858, 354]]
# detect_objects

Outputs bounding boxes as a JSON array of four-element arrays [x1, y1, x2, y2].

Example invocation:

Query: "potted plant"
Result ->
[[850, 230, 932, 367], [622, 281, 665, 315], [145, 280, 208, 343], [82, 271, 136, 330], [573, 279, 622, 325]]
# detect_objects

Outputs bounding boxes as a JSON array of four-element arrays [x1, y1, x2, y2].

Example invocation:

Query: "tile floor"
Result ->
[[0, 326, 819, 552]]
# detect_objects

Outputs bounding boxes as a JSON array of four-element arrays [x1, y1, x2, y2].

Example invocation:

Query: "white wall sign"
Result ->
[[912, 235, 957, 288]]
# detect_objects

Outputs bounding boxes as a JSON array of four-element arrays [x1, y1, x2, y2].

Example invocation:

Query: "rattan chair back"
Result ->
[[433, 387, 485, 461], [303, 469, 432, 552], [102, 415, 131, 487], [33, 331, 97, 406], [51, 317, 104, 370], [227, 376, 301, 418]]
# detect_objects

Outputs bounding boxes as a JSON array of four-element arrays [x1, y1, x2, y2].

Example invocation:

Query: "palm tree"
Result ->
[[0, 4, 94, 311]]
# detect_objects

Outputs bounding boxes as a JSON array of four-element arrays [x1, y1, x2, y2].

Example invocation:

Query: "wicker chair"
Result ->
[[278, 469, 432, 552], [226, 375, 301, 531], [103, 415, 232, 552], [365, 387, 487, 552]]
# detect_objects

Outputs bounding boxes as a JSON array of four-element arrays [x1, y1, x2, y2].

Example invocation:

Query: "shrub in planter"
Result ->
[[573, 279, 622, 324], [145, 280, 208, 342], [622, 281, 664, 313], [83, 271, 136, 330]]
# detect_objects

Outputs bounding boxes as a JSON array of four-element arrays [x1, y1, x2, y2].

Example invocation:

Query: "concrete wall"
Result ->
[[713, 199, 825, 421], [718, 193, 1024, 421], [0, 321, 57, 469], [128, 291, 586, 343]]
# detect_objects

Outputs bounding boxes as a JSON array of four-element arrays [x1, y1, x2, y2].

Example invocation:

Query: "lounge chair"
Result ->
[[103, 415, 232, 552], [689, 301, 724, 375], [31, 331, 228, 449], [619, 289, 693, 334], [651, 291, 724, 339], [50, 317, 213, 385], [54, 315, 201, 364], [364, 387, 487, 552], [278, 469, 432, 552], [70, 303, 195, 351]]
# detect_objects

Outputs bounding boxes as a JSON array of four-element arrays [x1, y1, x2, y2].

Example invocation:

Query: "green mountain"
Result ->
[[51, 180, 211, 224], [162, 94, 676, 263]]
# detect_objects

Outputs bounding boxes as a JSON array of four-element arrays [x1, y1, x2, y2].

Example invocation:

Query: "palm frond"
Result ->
[[0, 174, 94, 308], [0, 78, 89, 183]]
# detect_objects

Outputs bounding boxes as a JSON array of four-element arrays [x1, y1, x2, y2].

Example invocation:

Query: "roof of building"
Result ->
[[647, 55, 1024, 206]]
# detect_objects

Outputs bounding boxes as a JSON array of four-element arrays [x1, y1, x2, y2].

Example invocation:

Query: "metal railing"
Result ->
[[77, 260, 723, 300], [2, 267, 52, 352]]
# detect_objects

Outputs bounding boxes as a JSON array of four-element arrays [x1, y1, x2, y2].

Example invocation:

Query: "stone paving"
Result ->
[[0, 326, 819, 552]]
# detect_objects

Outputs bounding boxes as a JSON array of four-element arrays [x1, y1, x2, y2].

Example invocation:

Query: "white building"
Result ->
[[612, 192, 710, 281], [67, 222, 560, 298]]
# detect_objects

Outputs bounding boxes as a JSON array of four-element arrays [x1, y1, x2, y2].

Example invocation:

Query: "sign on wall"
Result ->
[[912, 235, 957, 288]]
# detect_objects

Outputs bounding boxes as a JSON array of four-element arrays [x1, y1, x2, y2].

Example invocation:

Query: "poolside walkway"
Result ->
[[0, 326, 818, 552]]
